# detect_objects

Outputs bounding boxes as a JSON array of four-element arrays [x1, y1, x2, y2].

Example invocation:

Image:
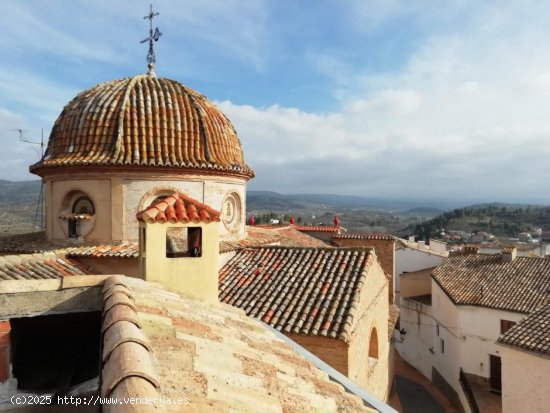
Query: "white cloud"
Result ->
[[218, 2, 550, 200]]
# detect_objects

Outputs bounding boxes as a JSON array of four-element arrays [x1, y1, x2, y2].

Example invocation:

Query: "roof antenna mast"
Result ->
[[140, 4, 162, 75], [13, 128, 45, 231]]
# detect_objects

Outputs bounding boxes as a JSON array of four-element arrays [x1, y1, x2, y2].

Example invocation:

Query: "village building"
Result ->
[[398, 245, 550, 413], [219, 245, 394, 400], [497, 303, 550, 413], [0, 17, 398, 409]]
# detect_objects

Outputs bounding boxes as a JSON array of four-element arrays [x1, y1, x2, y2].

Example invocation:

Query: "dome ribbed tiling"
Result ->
[[30, 74, 253, 178]]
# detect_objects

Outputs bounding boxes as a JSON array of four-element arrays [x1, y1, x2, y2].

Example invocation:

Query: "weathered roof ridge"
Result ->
[[100, 275, 161, 408], [136, 192, 221, 224], [0, 253, 92, 281], [247, 245, 374, 252]]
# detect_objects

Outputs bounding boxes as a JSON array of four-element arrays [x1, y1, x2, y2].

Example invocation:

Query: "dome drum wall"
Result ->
[[42, 171, 246, 244]]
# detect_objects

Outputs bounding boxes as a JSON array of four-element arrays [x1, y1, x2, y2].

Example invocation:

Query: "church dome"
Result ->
[[30, 73, 254, 178]]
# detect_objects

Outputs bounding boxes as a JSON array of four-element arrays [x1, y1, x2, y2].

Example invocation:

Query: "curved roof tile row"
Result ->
[[219, 246, 375, 341]]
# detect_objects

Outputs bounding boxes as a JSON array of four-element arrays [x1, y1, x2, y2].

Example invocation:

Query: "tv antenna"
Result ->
[[13, 128, 45, 158], [140, 4, 162, 70], [13, 128, 45, 231]]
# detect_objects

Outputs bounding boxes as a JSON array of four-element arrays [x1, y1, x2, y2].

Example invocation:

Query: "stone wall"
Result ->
[[284, 334, 349, 376]]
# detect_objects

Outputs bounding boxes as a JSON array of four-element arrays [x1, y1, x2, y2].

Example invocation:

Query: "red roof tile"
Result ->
[[220, 226, 330, 253], [497, 303, 550, 356], [333, 233, 395, 241], [0, 256, 92, 281], [136, 192, 220, 224], [292, 225, 341, 233], [30, 75, 254, 179], [67, 242, 139, 258], [219, 246, 376, 341], [433, 253, 550, 313]]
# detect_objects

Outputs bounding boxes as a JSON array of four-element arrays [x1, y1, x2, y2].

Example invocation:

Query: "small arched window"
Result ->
[[368, 327, 379, 360], [72, 196, 95, 215]]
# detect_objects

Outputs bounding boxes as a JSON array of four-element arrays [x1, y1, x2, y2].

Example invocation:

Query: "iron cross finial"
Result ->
[[140, 4, 162, 69]]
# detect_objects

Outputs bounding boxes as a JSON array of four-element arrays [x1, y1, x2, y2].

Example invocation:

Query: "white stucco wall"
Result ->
[[395, 297, 434, 379], [458, 306, 525, 379], [395, 248, 446, 298], [500, 346, 550, 413]]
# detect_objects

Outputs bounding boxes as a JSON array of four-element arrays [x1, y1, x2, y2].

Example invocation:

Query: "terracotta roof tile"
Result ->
[[497, 303, 550, 356], [0, 255, 92, 281], [333, 233, 396, 241], [220, 226, 329, 253], [219, 246, 375, 341], [66, 242, 139, 258], [432, 253, 550, 313], [100, 275, 376, 412], [30, 75, 254, 179], [293, 225, 342, 233], [136, 192, 220, 224]]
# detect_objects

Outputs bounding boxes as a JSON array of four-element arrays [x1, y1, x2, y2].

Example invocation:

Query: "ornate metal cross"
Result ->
[[141, 4, 162, 65]]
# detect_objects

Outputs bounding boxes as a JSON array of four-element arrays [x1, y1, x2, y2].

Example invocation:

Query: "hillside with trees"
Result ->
[[411, 204, 550, 240]]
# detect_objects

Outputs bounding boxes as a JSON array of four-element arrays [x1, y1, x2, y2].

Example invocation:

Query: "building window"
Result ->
[[436, 323, 440, 336], [68, 221, 79, 238], [368, 327, 379, 360], [500, 319, 516, 334], [166, 227, 202, 258], [440, 338, 445, 354], [72, 196, 95, 214]]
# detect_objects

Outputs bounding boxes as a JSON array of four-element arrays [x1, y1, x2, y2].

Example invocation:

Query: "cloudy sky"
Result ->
[[2, 1, 550, 203]]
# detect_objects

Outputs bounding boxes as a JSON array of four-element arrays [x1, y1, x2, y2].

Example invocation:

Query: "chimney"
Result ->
[[463, 245, 479, 255], [418, 240, 426, 249], [408, 235, 415, 243], [501, 246, 517, 263]]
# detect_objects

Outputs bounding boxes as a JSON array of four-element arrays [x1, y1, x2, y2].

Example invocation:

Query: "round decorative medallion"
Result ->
[[221, 192, 241, 232]]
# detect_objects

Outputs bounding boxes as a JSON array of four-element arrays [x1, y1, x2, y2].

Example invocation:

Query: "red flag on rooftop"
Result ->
[[333, 215, 340, 226], [289, 216, 296, 225], [248, 215, 255, 225]]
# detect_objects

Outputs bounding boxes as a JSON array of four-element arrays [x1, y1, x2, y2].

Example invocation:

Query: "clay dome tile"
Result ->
[[31, 75, 254, 179]]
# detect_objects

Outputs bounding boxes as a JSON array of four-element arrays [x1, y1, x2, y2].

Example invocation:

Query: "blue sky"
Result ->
[[2, 1, 550, 203]]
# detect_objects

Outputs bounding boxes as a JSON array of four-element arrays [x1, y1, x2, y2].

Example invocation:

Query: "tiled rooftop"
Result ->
[[66, 242, 139, 258], [136, 192, 220, 224], [30, 74, 254, 178], [220, 226, 329, 253], [293, 225, 341, 233], [101, 275, 376, 412], [432, 253, 550, 313], [333, 234, 396, 241], [497, 303, 550, 356], [0, 232, 52, 254], [219, 246, 376, 341], [0, 253, 92, 280]]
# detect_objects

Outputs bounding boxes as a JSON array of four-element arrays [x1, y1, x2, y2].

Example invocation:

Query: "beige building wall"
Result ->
[[347, 260, 390, 401], [400, 268, 432, 298], [500, 346, 550, 413], [140, 221, 220, 303]]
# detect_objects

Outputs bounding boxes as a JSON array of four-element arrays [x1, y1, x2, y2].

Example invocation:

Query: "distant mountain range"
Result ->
[[247, 190, 455, 213]]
